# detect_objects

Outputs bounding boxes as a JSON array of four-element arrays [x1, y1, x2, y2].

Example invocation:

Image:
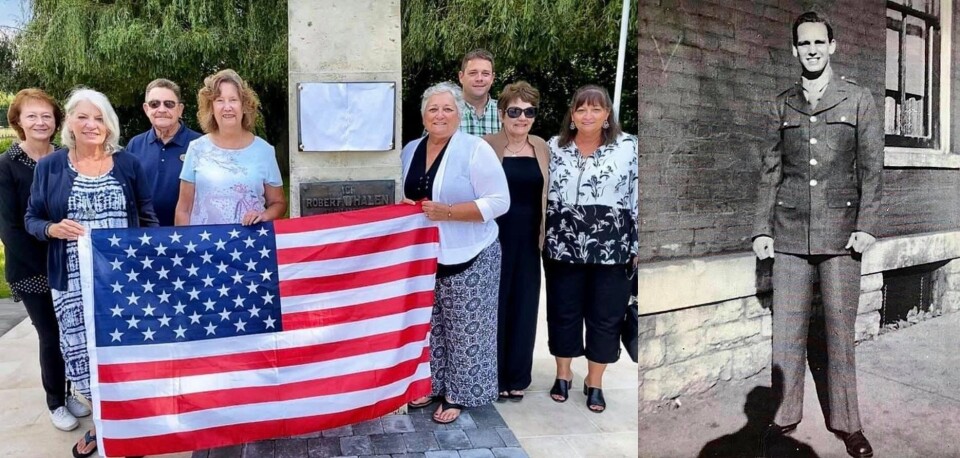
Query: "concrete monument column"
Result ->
[[287, 0, 402, 216]]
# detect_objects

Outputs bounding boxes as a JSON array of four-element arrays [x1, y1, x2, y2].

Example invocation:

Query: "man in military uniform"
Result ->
[[753, 12, 882, 458]]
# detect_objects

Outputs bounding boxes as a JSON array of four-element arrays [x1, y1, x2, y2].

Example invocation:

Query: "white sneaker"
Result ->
[[49, 406, 79, 431], [65, 395, 91, 418]]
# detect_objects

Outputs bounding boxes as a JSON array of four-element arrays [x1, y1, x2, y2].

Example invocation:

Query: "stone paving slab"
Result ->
[[191, 404, 527, 458]]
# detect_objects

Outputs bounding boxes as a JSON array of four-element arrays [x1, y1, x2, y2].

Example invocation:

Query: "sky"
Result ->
[[0, 0, 29, 31]]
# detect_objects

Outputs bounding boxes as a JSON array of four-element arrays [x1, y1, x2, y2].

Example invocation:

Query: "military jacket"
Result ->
[[753, 75, 884, 255]]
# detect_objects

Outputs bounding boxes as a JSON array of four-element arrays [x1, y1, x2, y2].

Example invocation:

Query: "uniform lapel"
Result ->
[[783, 84, 811, 115]]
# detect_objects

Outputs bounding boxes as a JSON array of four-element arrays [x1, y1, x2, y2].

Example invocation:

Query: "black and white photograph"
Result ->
[[638, 1, 960, 457]]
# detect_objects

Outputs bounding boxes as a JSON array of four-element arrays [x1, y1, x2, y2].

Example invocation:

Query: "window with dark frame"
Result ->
[[885, 0, 941, 149]]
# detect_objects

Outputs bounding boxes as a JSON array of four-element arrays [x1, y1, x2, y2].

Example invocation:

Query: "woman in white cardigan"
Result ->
[[401, 82, 510, 424]]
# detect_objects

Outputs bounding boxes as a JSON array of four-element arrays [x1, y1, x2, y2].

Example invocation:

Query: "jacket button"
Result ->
[[810, 158, 818, 165], [809, 179, 818, 187], [783, 122, 789, 126], [840, 116, 847, 122], [810, 116, 817, 122], [846, 201, 852, 207], [777, 201, 783, 206], [809, 138, 818, 145]]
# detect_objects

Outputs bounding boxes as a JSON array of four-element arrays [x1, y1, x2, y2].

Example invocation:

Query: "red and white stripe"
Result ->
[[88, 204, 439, 457]]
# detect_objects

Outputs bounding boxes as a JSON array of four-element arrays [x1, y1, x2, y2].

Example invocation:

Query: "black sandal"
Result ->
[[407, 396, 435, 409], [72, 430, 98, 458], [432, 399, 466, 424], [550, 378, 572, 403], [583, 385, 606, 413]]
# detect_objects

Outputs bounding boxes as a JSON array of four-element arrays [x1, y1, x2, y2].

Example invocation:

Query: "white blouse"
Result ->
[[401, 131, 510, 264]]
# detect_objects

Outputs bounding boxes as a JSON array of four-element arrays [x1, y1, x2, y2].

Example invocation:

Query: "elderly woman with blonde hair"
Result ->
[[175, 69, 286, 226], [25, 87, 158, 457], [402, 81, 510, 424]]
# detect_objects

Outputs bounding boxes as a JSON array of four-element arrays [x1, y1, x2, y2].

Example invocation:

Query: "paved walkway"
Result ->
[[0, 281, 638, 457], [639, 311, 960, 457]]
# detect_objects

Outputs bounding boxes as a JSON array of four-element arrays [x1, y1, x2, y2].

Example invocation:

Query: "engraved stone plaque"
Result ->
[[300, 180, 396, 216]]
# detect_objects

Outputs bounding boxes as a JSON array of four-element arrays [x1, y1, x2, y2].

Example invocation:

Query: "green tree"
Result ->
[[7, 0, 289, 173], [401, 0, 637, 143]]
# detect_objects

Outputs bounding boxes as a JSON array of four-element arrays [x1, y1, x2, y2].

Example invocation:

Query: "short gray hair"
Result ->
[[420, 82, 464, 117], [144, 78, 182, 101], [60, 88, 122, 154]]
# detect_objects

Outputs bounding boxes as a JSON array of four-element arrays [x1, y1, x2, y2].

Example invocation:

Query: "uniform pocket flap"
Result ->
[[827, 189, 860, 208], [825, 110, 857, 127], [778, 119, 801, 130]]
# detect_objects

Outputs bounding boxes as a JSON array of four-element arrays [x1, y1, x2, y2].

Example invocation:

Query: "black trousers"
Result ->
[[20, 290, 68, 411], [544, 259, 631, 364]]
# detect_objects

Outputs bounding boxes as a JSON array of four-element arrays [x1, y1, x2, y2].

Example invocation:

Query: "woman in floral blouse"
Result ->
[[544, 85, 638, 413]]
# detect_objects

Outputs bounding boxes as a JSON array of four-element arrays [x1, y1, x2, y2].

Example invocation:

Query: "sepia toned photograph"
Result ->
[[638, 1, 960, 457]]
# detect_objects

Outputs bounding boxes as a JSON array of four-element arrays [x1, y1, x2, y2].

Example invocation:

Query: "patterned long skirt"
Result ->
[[429, 240, 501, 407]]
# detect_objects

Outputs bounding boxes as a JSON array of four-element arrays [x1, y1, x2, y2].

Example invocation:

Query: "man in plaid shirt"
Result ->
[[457, 49, 500, 136]]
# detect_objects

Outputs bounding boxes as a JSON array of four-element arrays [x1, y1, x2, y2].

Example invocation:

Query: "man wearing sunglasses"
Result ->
[[126, 78, 202, 226]]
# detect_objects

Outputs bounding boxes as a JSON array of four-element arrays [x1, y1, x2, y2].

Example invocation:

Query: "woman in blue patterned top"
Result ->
[[543, 85, 638, 413], [175, 69, 286, 226], [25, 88, 158, 458]]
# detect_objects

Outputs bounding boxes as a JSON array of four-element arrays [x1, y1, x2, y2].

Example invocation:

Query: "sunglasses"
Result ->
[[147, 100, 180, 109], [505, 106, 537, 119]]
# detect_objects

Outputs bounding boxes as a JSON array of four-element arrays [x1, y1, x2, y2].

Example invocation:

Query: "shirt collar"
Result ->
[[147, 122, 188, 147]]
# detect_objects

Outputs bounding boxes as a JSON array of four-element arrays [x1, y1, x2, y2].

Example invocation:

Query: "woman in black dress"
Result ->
[[482, 81, 549, 401]]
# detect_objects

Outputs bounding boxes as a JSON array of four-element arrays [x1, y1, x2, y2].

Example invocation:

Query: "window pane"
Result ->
[[903, 16, 927, 137], [885, 11, 901, 135]]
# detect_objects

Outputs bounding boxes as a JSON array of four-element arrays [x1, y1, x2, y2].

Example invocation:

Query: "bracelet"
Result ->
[[45, 223, 52, 238], [447, 204, 453, 220]]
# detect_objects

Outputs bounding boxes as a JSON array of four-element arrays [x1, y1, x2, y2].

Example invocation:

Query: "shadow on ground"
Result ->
[[697, 367, 818, 458]]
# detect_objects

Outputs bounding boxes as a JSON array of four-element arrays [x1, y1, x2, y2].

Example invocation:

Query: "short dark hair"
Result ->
[[460, 48, 494, 72], [792, 12, 834, 45], [7, 88, 62, 142], [557, 85, 622, 148], [497, 81, 540, 114], [144, 78, 183, 102]]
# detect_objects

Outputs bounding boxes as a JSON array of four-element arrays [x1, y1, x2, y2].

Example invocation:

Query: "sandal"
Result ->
[[497, 390, 524, 402], [408, 396, 435, 409], [72, 430, 97, 458], [432, 399, 466, 424], [583, 385, 606, 413], [550, 378, 572, 403]]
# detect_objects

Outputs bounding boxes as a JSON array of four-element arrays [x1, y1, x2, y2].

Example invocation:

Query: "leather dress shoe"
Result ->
[[842, 430, 873, 458], [759, 423, 798, 457]]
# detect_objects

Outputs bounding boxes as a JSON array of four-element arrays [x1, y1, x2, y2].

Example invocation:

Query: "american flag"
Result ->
[[77, 204, 438, 457]]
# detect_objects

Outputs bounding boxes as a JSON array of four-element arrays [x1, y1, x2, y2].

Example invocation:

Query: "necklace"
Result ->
[[505, 140, 527, 157], [73, 150, 107, 220]]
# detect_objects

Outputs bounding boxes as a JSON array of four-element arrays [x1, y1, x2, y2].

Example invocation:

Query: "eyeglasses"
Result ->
[[505, 106, 537, 119], [147, 100, 179, 109]]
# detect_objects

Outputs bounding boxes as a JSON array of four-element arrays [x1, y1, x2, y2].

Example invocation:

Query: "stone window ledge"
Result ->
[[638, 230, 960, 315], [884, 148, 960, 169]]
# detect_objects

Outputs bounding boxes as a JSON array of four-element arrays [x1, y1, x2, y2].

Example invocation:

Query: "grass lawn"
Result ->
[[0, 243, 9, 299]]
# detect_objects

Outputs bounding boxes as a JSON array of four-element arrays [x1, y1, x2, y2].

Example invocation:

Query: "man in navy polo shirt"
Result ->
[[126, 78, 202, 226]]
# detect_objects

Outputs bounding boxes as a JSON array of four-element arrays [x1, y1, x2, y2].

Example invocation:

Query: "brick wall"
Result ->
[[638, 0, 960, 261]]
